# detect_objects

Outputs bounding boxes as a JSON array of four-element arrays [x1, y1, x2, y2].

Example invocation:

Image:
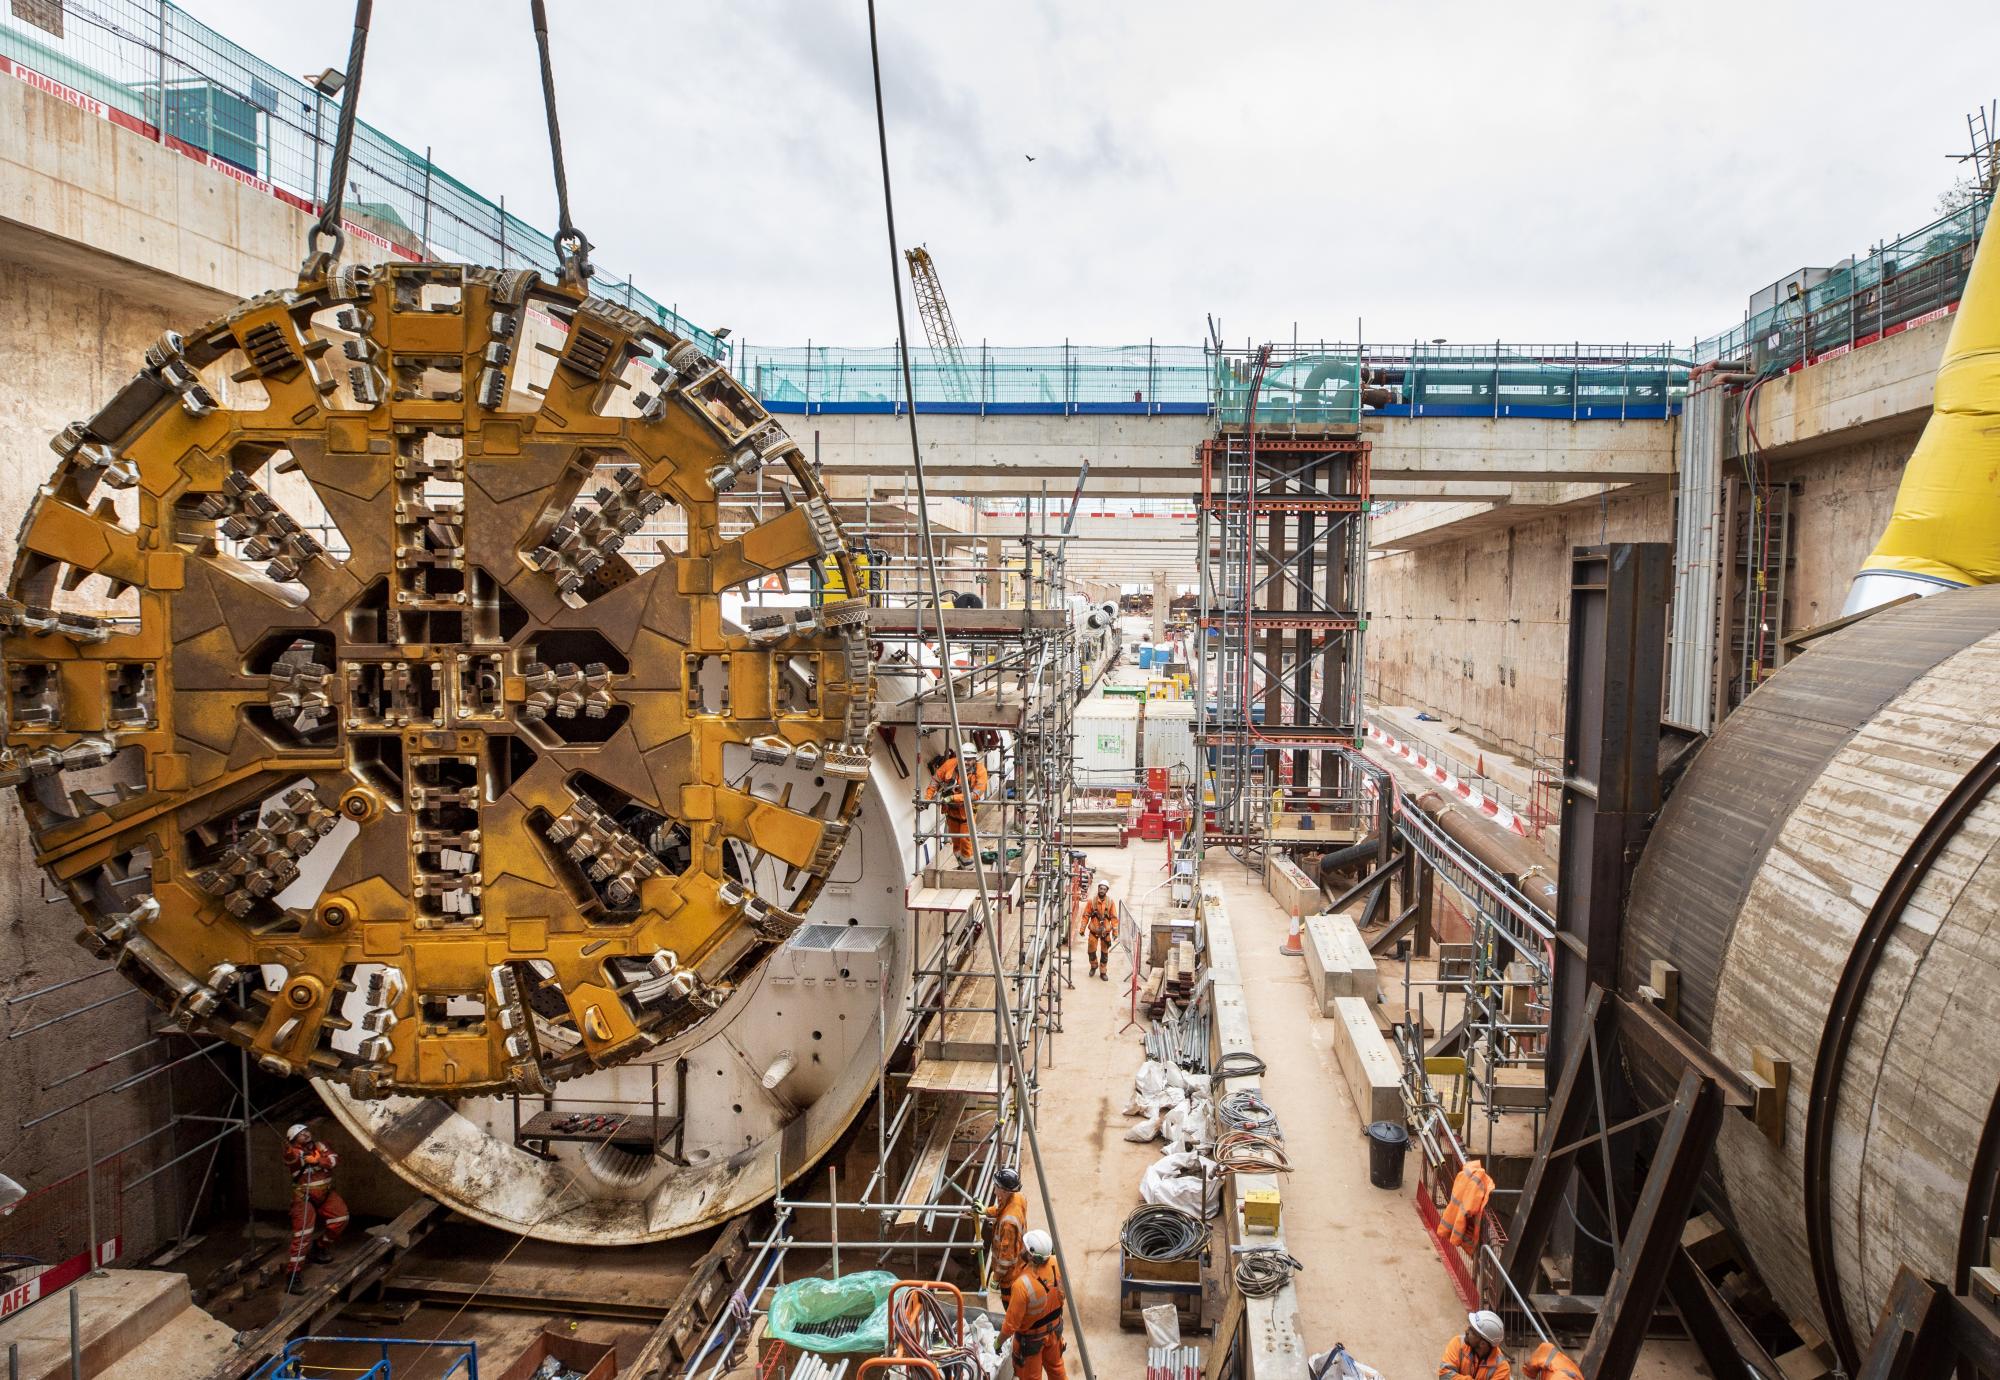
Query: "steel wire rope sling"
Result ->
[[1212, 1050, 1266, 1079], [863, 5, 1093, 1377]]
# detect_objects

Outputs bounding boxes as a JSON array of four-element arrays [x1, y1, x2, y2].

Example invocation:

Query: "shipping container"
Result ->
[[1142, 700, 1197, 782], [1074, 698, 1141, 774]]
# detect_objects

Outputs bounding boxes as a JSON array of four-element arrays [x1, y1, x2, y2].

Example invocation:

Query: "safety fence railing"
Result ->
[[741, 342, 1212, 416], [0, 0, 725, 357], [249, 1336, 479, 1380], [741, 341, 1690, 420], [1211, 341, 1688, 426], [1695, 195, 1992, 373]]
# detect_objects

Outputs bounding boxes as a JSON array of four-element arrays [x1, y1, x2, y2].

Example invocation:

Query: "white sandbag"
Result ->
[[1141, 1150, 1221, 1218], [1159, 1097, 1210, 1152], [969, 1314, 1003, 1378], [1124, 1111, 1163, 1143], [1125, 1058, 1170, 1115], [1142, 1303, 1182, 1348]]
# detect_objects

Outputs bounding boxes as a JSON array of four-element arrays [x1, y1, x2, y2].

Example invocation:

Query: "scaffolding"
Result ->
[[1195, 345, 1373, 863], [667, 521, 1094, 1376], [3, 961, 264, 1291]]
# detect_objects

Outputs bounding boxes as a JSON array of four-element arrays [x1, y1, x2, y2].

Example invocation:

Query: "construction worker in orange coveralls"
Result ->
[[1081, 881, 1118, 980], [1439, 1309, 1511, 1380], [1002, 1230, 1068, 1380], [983, 1165, 1029, 1295], [1520, 1340, 1584, 1380], [284, 1123, 348, 1289], [924, 743, 988, 863]]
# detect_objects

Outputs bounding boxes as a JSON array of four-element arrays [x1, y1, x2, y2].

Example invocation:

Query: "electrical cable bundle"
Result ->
[[1234, 1248, 1303, 1298], [1213, 1050, 1266, 1079], [1218, 1087, 1281, 1137], [1120, 1203, 1209, 1262], [1214, 1128, 1290, 1176], [886, 1288, 981, 1380]]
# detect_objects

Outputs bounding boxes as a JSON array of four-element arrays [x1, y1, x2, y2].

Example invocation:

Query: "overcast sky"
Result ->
[[180, 1, 1997, 351]]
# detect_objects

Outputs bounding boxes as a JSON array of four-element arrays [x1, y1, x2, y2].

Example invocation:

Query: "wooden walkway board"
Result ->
[[907, 1060, 1007, 1095], [895, 1093, 969, 1226]]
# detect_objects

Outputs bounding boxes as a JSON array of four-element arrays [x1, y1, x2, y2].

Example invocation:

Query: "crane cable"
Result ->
[[529, 0, 593, 286], [300, 0, 374, 281], [863, 5, 1093, 1378]]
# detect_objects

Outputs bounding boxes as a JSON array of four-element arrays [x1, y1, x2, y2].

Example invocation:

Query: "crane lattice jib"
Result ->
[[903, 247, 971, 403]]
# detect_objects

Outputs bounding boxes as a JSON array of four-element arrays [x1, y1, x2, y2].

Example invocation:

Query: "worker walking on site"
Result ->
[[1081, 881, 1119, 980], [1520, 1340, 1584, 1380], [924, 743, 989, 864], [1439, 1310, 1511, 1380], [983, 1166, 1029, 1294], [1001, 1230, 1069, 1380], [283, 1122, 348, 1289]]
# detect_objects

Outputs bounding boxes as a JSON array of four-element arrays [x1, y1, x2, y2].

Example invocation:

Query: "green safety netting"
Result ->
[[763, 1271, 900, 1355]]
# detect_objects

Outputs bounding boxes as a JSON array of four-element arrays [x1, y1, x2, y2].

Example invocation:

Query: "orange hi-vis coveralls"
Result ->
[[925, 755, 989, 862], [986, 1187, 1029, 1292], [1521, 1342, 1584, 1380], [1081, 895, 1118, 976], [1437, 1158, 1496, 1255], [285, 1138, 349, 1270], [1438, 1335, 1511, 1380], [1002, 1256, 1068, 1380]]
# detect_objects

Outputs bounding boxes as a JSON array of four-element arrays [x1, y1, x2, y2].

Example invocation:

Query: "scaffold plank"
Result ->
[[906, 1061, 1007, 1095], [877, 695, 1027, 729], [895, 1093, 968, 1226], [867, 607, 1069, 637]]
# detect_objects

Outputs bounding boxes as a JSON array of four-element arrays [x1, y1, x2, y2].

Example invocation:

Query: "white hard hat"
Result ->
[[287, 1123, 311, 1141], [958, 741, 979, 758], [1468, 1310, 1505, 1344], [1023, 1229, 1053, 1260]]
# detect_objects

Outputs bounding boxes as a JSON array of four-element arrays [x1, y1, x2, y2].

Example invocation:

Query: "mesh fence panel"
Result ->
[[1695, 196, 1991, 368], [1, 0, 725, 355], [739, 344, 1213, 408]]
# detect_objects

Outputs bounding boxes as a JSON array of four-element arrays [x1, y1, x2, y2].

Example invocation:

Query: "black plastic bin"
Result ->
[[1365, 1120, 1409, 1190]]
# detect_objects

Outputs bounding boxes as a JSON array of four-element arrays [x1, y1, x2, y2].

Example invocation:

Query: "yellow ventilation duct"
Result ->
[[1844, 199, 2000, 614]]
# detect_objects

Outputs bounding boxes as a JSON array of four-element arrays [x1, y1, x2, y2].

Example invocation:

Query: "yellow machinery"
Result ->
[[0, 262, 874, 1098], [1847, 201, 2000, 611]]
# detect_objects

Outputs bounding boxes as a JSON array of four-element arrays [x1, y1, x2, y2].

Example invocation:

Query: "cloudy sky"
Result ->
[[180, 1, 1996, 351]]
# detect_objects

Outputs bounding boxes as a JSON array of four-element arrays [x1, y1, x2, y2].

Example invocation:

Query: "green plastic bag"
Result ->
[[764, 1270, 899, 1354]]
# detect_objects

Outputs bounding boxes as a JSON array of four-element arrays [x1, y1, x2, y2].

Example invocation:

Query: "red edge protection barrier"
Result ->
[[0, 1239, 123, 1321], [1366, 723, 1528, 837], [1413, 1183, 1480, 1310]]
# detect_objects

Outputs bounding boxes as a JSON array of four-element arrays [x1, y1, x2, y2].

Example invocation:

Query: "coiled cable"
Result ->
[[1215, 1128, 1291, 1176], [1214, 1050, 1266, 1079], [1120, 1204, 1208, 1262], [1234, 1248, 1303, 1298], [1218, 1087, 1282, 1137]]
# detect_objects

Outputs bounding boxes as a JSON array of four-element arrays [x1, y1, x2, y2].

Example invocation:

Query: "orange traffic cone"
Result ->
[[1279, 906, 1305, 957]]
